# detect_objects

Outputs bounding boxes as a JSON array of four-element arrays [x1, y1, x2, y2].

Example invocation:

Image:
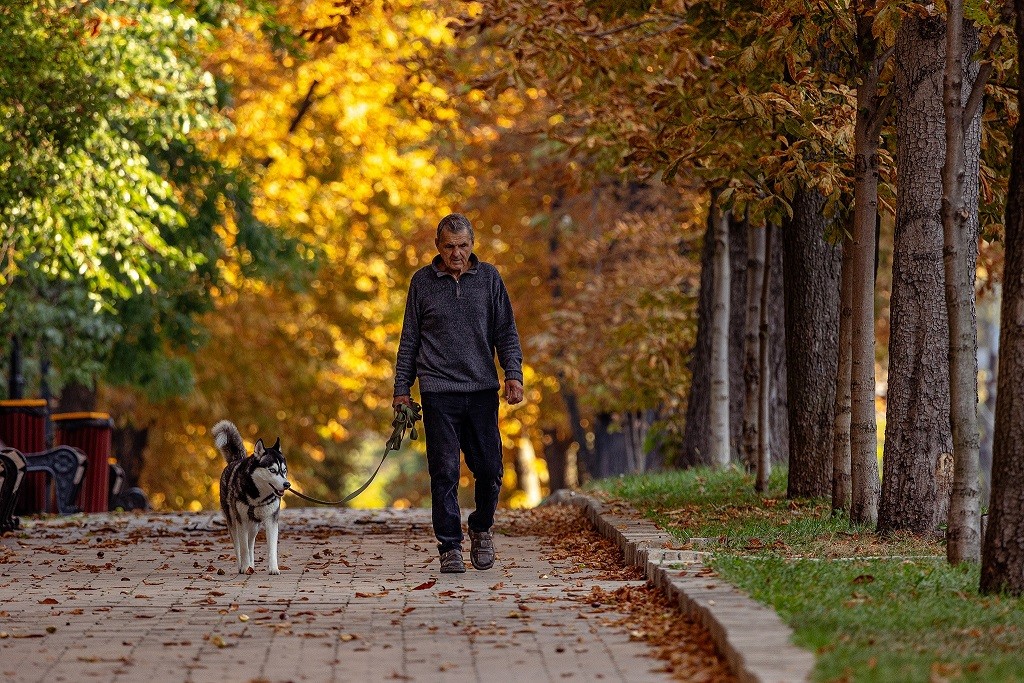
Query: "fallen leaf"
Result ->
[[412, 579, 436, 591]]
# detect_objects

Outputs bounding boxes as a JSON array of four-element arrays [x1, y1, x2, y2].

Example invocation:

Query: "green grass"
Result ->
[[595, 468, 1024, 682]]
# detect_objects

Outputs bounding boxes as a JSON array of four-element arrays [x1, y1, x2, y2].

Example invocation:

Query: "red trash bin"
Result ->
[[53, 412, 113, 513], [0, 399, 49, 513]]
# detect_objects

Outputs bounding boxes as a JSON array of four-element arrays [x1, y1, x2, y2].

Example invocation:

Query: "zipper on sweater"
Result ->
[[454, 277, 462, 299]]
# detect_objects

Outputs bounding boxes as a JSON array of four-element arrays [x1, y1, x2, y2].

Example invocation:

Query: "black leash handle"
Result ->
[[286, 401, 422, 506]]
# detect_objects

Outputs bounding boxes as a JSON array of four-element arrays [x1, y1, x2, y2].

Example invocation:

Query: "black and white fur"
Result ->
[[214, 420, 290, 574]]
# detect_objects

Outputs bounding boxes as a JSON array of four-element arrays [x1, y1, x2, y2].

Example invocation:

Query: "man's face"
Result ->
[[435, 228, 473, 274]]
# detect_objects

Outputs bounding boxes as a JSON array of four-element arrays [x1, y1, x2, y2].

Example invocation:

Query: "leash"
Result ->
[[286, 401, 422, 506]]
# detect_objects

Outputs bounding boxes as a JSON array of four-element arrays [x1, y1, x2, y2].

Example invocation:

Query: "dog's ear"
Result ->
[[254, 438, 265, 456], [272, 437, 281, 451]]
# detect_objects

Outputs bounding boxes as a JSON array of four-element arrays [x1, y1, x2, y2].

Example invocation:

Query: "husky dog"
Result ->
[[214, 420, 291, 574]]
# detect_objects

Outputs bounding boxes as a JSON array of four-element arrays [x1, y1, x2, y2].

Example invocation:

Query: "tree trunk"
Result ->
[[756, 224, 773, 493], [111, 421, 149, 489], [593, 412, 628, 478], [8, 334, 24, 399], [879, 16, 955, 535], [768, 228, 789, 465], [542, 427, 572, 492], [680, 210, 716, 467], [728, 212, 750, 455], [709, 199, 732, 468], [782, 186, 841, 498], [561, 386, 595, 481], [850, 3, 888, 525], [980, 0, 1024, 595], [742, 223, 767, 472], [942, 11, 983, 564], [622, 410, 652, 474], [58, 382, 98, 413], [833, 227, 854, 513], [682, 207, 788, 468]]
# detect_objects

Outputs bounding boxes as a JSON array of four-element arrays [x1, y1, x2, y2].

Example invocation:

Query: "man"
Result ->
[[393, 213, 524, 573]]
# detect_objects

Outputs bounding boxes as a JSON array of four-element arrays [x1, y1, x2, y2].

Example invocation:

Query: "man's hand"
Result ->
[[504, 379, 524, 405], [393, 394, 413, 409]]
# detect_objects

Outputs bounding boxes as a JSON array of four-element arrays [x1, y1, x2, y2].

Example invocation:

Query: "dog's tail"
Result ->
[[212, 420, 246, 464]]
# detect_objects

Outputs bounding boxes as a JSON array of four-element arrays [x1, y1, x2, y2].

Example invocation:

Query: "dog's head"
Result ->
[[252, 437, 291, 498]]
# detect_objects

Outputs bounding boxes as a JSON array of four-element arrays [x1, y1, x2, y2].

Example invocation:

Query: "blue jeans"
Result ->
[[421, 390, 503, 553]]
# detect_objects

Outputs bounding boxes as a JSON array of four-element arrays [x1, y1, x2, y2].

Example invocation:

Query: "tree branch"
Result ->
[[261, 79, 320, 168], [867, 87, 896, 141], [875, 44, 895, 71], [963, 34, 1003, 129]]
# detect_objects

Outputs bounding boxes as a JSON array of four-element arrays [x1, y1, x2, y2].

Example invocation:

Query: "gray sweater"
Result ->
[[394, 254, 523, 396]]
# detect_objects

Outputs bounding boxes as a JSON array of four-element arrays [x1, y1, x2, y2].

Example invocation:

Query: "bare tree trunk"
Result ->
[[879, 16, 955, 536], [622, 411, 649, 474], [58, 382, 98, 413], [782, 187, 841, 498], [542, 428, 572, 492], [593, 412, 628, 478], [742, 223, 767, 472], [942, 9, 983, 564], [111, 421, 149, 488], [709, 198, 732, 468], [680, 212, 714, 466], [562, 386, 595, 480], [768, 232, 789, 465], [683, 207, 787, 468], [833, 227, 854, 513], [981, 0, 1024, 595], [756, 224, 773, 493], [850, 2, 890, 525]]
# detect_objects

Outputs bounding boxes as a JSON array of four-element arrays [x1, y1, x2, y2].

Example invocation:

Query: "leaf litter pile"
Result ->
[[501, 504, 737, 682]]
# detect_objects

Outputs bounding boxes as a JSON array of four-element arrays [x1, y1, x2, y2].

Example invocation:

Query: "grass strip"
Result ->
[[595, 467, 1024, 682]]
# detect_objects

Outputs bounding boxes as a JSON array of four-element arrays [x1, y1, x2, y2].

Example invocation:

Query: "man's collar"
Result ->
[[432, 253, 479, 277]]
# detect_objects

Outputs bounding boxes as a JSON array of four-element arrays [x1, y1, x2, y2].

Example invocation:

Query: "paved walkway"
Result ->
[[1, 508, 701, 683]]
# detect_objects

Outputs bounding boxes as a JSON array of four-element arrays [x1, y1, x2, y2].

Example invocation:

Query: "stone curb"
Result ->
[[544, 490, 816, 683]]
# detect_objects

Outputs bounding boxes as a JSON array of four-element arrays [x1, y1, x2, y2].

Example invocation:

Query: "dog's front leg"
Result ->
[[245, 523, 258, 573], [266, 517, 280, 575], [230, 524, 245, 574]]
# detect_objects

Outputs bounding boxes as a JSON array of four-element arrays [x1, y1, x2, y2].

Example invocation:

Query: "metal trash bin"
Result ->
[[0, 399, 49, 513], [53, 412, 114, 513]]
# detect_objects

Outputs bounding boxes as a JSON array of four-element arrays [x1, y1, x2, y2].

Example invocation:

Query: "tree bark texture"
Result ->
[[880, 16, 956, 535], [782, 186, 841, 499], [850, 6, 886, 524], [941, 11, 983, 564], [709, 202, 732, 467], [833, 231, 854, 513], [981, 0, 1024, 594], [742, 223, 767, 472]]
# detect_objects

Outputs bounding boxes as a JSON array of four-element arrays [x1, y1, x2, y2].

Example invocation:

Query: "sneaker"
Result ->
[[439, 547, 466, 573], [469, 530, 494, 570]]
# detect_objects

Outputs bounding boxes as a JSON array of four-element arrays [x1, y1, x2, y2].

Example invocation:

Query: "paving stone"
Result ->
[[1, 508, 690, 683]]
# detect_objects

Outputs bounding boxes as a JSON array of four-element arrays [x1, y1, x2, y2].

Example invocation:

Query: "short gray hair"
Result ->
[[436, 213, 474, 241]]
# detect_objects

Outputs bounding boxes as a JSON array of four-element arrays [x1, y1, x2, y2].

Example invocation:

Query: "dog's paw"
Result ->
[[269, 567, 280, 575]]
